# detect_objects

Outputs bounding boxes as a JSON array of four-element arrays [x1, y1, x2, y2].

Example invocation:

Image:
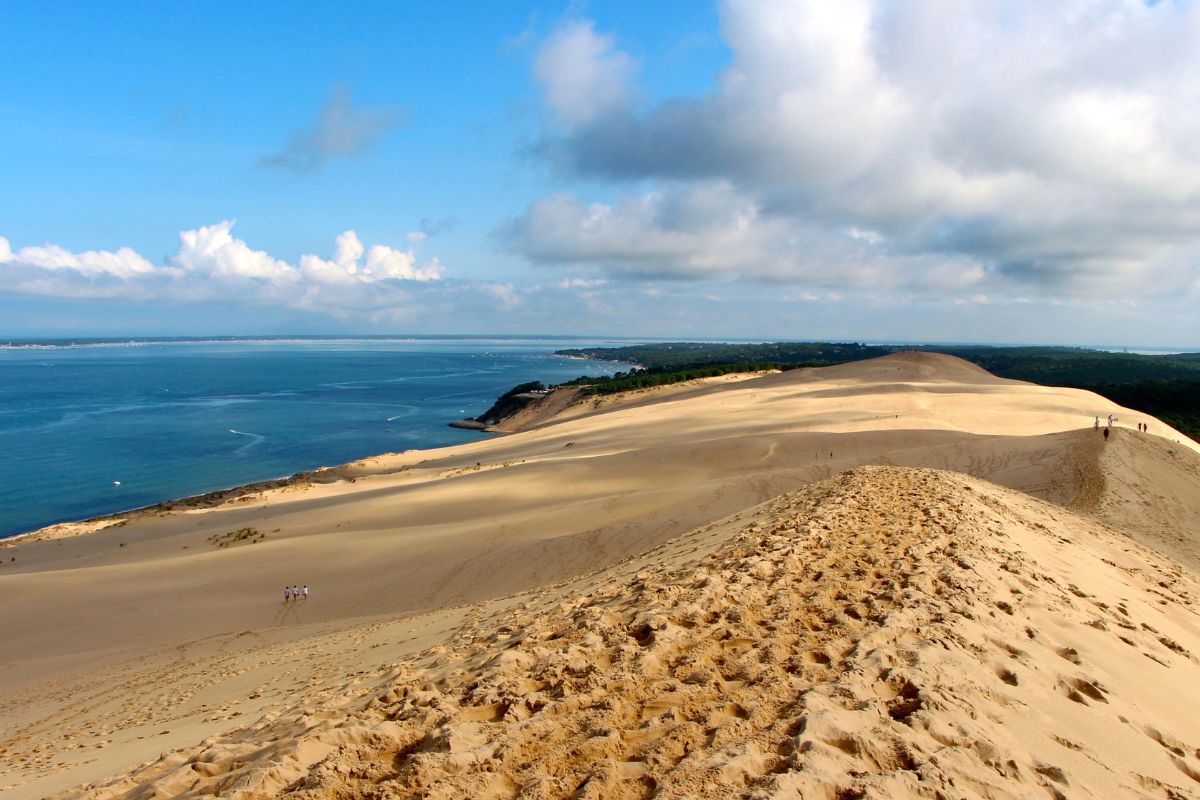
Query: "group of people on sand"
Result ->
[[283, 584, 309, 602], [1093, 414, 1150, 441]]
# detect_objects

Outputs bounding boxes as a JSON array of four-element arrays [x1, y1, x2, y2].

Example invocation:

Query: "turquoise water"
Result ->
[[0, 338, 621, 538]]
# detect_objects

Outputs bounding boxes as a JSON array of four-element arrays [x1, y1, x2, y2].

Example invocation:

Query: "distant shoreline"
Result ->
[[0, 334, 649, 350], [2, 335, 1197, 353]]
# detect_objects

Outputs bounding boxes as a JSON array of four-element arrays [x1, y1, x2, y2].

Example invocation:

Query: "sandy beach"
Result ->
[[3, 351, 1200, 799]]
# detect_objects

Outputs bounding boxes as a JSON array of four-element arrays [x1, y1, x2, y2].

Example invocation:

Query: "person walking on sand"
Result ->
[[283, 585, 291, 602], [1103, 427, 1110, 441], [1094, 416, 1100, 430], [293, 585, 300, 601], [303, 585, 309, 600], [1107, 414, 1114, 428]]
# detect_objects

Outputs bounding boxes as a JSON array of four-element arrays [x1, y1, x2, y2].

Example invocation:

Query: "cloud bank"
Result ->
[[0, 222, 441, 314], [508, 0, 1200, 301]]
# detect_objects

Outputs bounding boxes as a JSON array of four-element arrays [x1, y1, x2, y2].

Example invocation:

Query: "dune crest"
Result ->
[[53, 467, 1200, 800]]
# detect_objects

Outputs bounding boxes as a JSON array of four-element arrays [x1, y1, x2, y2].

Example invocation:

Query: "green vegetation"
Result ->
[[559, 341, 891, 370], [208, 527, 263, 548], [558, 362, 788, 395], [553, 342, 894, 399], [561, 342, 1200, 381], [926, 347, 1200, 385], [473, 381, 547, 425]]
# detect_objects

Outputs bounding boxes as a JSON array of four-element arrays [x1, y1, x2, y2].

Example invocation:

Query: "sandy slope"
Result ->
[[2, 352, 1199, 798], [56, 468, 1200, 799]]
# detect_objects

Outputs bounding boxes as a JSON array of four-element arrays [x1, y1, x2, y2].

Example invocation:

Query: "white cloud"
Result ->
[[0, 237, 155, 279], [534, 20, 637, 127], [335, 230, 364, 265], [514, 1, 1200, 300], [299, 230, 442, 286], [175, 221, 294, 283], [558, 276, 607, 289], [365, 244, 442, 282], [786, 290, 845, 303], [482, 282, 522, 310], [0, 222, 442, 314]]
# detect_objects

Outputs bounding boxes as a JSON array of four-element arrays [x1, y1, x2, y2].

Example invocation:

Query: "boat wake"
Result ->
[[228, 428, 266, 456]]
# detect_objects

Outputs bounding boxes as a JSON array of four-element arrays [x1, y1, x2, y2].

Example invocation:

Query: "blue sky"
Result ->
[[3, 1, 1199, 347]]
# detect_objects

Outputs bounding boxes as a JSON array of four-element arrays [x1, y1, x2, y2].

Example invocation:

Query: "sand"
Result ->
[[2, 351, 1199, 799]]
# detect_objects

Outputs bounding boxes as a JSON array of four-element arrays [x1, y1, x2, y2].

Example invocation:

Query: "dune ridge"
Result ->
[[57, 467, 1200, 799], [3, 352, 1200, 799]]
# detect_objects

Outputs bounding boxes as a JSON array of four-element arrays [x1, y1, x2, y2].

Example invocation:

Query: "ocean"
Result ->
[[0, 337, 623, 538]]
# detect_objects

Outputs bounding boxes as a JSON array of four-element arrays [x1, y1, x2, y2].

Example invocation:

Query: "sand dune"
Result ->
[[2, 352, 1199, 799], [54, 468, 1200, 799]]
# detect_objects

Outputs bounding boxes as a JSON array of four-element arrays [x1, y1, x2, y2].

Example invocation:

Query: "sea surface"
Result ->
[[0, 337, 623, 538]]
